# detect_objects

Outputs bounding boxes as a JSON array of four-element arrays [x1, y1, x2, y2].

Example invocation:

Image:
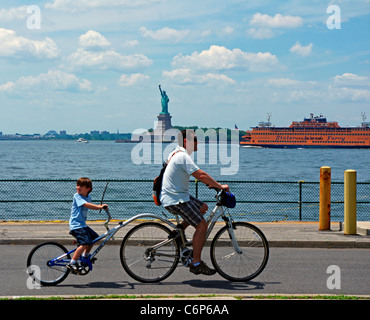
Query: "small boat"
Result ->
[[77, 138, 88, 143]]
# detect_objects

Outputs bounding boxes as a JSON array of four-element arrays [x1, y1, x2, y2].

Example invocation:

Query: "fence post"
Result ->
[[195, 179, 199, 198], [344, 169, 357, 235], [319, 166, 331, 230], [298, 181, 304, 221]]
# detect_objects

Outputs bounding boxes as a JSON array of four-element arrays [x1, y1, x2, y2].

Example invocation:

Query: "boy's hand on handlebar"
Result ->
[[100, 204, 108, 210]]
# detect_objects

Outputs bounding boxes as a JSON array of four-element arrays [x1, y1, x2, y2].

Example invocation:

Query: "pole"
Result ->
[[344, 170, 357, 235], [298, 181, 304, 221], [99, 182, 109, 213], [319, 166, 331, 230]]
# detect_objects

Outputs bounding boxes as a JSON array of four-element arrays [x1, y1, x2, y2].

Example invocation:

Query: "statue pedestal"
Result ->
[[153, 113, 173, 142]]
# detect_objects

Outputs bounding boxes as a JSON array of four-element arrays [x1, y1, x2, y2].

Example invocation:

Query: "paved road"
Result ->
[[1, 245, 369, 297]]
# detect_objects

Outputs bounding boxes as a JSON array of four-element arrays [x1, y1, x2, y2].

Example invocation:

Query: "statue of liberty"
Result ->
[[159, 84, 169, 114]]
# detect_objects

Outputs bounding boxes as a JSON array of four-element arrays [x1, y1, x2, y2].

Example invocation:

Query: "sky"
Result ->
[[0, 0, 369, 135]]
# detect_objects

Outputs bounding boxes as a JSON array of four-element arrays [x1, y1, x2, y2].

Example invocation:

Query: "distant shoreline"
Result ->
[[0, 134, 131, 142]]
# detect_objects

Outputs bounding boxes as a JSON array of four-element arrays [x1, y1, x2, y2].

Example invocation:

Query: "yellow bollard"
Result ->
[[344, 170, 357, 235], [319, 166, 331, 230]]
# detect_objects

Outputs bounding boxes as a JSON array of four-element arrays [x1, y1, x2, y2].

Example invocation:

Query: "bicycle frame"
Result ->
[[49, 189, 242, 271], [204, 202, 242, 254], [48, 211, 178, 271]]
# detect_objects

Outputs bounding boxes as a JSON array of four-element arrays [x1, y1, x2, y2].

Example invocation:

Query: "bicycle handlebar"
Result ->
[[103, 207, 111, 231], [209, 187, 225, 201]]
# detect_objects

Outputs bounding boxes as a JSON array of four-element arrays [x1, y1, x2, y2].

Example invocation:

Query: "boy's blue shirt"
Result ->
[[69, 192, 91, 230]]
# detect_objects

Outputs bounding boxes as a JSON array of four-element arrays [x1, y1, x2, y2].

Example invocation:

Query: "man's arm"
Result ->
[[192, 169, 229, 191]]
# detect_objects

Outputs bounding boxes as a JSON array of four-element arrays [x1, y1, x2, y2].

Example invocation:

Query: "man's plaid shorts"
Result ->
[[164, 195, 205, 227]]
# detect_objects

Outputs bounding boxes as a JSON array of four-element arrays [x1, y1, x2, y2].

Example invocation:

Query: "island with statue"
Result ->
[[152, 84, 173, 142], [116, 84, 245, 144]]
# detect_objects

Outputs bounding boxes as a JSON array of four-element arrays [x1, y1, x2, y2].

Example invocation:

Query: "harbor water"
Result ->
[[1, 140, 369, 181], [0, 140, 369, 221]]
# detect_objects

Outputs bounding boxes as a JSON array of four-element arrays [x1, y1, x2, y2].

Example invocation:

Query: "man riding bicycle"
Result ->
[[161, 129, 229, 275]]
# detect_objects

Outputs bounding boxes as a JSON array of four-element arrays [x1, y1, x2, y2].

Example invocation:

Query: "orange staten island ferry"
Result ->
[[240, 113, 370, 148]]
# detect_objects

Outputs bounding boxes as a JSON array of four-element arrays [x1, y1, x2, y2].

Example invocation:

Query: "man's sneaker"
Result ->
[[66, 262, 82, 274], [189, 261, 216, 276]]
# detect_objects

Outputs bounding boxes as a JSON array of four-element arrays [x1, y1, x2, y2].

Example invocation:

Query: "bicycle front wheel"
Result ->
[[211, 222, 269, 282], [27, 242, 71, 286], [120, 222, 180, 283]]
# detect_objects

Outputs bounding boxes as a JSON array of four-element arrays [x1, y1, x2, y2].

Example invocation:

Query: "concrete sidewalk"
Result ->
[[1, 220, 369, 248]]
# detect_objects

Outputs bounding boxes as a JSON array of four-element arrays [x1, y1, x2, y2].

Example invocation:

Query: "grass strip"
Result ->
[[1, 294, 369, 301]]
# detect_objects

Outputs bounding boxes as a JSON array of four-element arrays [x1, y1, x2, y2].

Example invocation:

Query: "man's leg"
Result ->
[[185, 202, 208, 263], [164, 200, 215, 275], [192, 219, 207, 264], [181, 203, 208, 231]]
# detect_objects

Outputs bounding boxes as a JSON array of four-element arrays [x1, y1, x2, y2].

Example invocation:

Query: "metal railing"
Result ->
[[0, 179, 369, 222]]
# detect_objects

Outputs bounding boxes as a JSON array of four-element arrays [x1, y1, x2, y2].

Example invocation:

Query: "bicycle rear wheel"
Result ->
[[120, 222, 180, 283], [211, 222, 269, 282], [27, 242, 71, 286]]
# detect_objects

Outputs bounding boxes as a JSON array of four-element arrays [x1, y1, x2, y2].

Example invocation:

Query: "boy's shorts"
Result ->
[[165, 195, 205, 227], [70, 227, 99, 245]]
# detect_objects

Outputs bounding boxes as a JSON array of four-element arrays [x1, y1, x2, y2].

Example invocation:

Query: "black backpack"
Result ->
[[152, 150, 182, 206]]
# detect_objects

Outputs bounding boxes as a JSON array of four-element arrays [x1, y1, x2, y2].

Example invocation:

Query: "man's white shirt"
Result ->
[[160, 146, 199, 207]]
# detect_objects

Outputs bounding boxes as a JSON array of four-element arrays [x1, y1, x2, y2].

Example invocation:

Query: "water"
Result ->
[[0, 140, 369, 221], [1, 140, 369, 181]]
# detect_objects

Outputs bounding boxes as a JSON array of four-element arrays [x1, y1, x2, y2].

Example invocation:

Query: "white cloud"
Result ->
[[0, 81, 15, 92], [45, 0, 161, 12], [246, 27, 274, 39], [0, 70, 92, 93], [65, 30, 151, 71], [220, 26, 234, 35], [122, 39, 139, 47], [329, 86, 370, 102], [286, 89, 323, 103], [329, 73, 370, 101], [289, 41, 313, 56], [0, 28, 59, 59], [332, 73, 370, 88], [250, 13, 303, 28], [247, 13, 303, 39], [79, 30, 111, 49], [164, 45, 279, 86], [268, 78, 317, 88], [162, 68, 194, 84], [201, 73, 235, 85], [0, 6, 28, 21], [263, 77, 321, 103], [162, 68, 235, 85], [140, 26, 189, 42], [67, 48, 152, 71], [264, 74, 370, 103], [172, 45, 279, 72], [118, 73, 149, 86]]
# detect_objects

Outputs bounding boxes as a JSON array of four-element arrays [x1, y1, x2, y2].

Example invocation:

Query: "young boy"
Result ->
[[67, 177, 108, 274]]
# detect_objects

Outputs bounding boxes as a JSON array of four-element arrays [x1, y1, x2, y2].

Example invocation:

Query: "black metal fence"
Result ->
[[0, 179, 369, 222]]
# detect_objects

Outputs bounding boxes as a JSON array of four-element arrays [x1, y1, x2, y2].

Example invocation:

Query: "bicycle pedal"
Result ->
[[91, 257, 97, 263], [66, 264, 81, 275]]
